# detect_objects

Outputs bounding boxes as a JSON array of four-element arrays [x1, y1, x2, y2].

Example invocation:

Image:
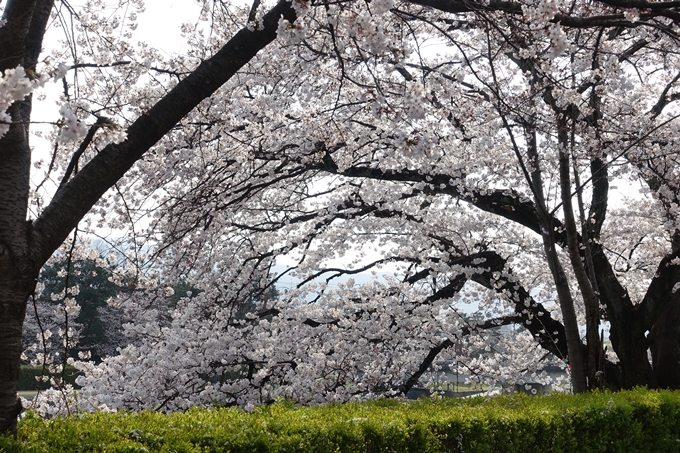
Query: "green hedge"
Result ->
[[2, 388, 680, 452], [18, 366, 83, 391]]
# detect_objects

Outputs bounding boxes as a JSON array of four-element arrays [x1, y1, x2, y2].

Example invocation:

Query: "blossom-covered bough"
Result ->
[[4, 0, 680, 432]]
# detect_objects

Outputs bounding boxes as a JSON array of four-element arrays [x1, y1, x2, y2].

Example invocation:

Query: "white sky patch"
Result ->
[[29, 0, 205, 215], [134, 0, 203, 54]]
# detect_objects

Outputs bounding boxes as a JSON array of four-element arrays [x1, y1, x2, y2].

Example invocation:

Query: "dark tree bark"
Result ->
[[649, 301, 680, 389], [0, 0, 54, 434]]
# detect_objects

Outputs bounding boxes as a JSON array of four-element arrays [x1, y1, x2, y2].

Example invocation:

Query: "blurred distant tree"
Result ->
[[23, 257, 123, 363]]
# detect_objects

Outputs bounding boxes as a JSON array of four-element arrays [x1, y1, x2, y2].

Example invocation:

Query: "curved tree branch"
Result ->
[[30, 0, 297, 266]]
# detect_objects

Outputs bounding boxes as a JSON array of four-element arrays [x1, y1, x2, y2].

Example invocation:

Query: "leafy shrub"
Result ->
[[2, 388, 679, 452]]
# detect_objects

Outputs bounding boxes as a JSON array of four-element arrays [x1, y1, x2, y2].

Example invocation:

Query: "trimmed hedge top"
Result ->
[[3, 388, 680, 452]]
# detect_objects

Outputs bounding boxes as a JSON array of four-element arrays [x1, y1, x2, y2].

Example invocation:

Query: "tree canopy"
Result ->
[[3, 0, 680, 433]]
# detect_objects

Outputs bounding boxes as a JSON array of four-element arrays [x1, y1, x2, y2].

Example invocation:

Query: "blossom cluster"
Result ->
[[521, 0, 562, 26], [276, 18, 306, 46], [0, 66, 46, 138], [57, 105, 89, 144], [546, 23, 569, 58], [67, 278, 546, 414]]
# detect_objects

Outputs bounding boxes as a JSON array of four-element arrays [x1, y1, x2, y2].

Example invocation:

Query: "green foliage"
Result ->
[[18, 366, 83, 391], [169, 279, 202, 305], [37, 257, 127, 362], [2, 389, 680, 452]]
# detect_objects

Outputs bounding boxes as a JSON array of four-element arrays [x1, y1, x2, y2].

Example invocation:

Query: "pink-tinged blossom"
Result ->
[[0, 66, 45, 138], [547, 23, 568, 58], [277, 18, 305, 45], [57, 105, 88, 144]]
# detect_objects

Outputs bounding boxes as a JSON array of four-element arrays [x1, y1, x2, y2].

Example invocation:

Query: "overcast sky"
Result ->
[[135, 0, 203, 54]]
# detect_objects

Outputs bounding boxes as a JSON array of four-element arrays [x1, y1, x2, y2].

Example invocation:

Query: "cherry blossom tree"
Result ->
[[3, 0, 680, 433], [0, 0, 297, 434], [68, 0, 680, 412]]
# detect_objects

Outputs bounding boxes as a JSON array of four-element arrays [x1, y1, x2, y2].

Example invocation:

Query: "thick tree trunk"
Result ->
[[649, 300, 680, 389], [0, 0, 54, 435], [646, 235, 680, 388], [608, 306, 656, 389], [0, 100, 39, 433], [593, 246, 656, 388], [0, 285, 32, 434]]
